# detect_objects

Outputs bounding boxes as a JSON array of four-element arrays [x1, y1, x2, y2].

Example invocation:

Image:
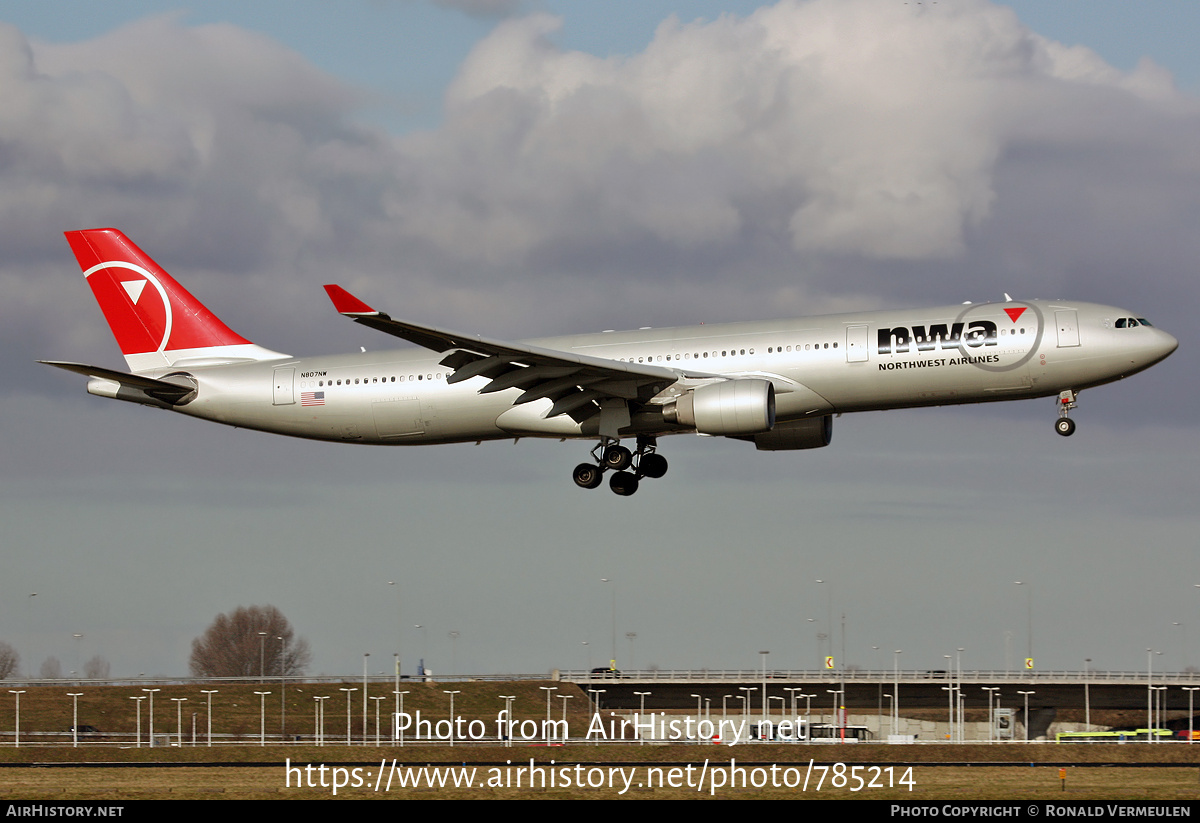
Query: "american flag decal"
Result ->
[[301, 391, 325, 407]]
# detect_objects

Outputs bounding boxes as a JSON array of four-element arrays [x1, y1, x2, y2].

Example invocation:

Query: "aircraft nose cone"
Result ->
[[1156, 329, 1179, 361]]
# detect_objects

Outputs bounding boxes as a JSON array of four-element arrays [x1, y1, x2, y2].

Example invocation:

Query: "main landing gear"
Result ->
[[572, 436, 669, 496], [1055, 390, 1077, 437]]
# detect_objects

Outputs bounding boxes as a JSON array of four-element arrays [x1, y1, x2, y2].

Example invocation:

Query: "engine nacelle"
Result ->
[[664, 379, 775, 435], [747, 415, 833, 451]]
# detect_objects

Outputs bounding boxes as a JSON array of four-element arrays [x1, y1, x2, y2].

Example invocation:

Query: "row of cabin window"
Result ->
[[313, 374, 444, 387], [619, 342, 838, 364]]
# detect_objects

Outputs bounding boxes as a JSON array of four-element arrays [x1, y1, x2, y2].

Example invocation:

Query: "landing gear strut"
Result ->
[[1055, 390, 1077, 437], [573, 436, 669, 495]]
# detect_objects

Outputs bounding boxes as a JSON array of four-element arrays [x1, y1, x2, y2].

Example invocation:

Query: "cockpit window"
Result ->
[[1114, 318, 1141, 328], [1137, 318, 1153, 327]]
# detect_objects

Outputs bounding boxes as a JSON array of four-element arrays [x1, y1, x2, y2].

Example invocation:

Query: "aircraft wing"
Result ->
[[323, 285, 692, 421]]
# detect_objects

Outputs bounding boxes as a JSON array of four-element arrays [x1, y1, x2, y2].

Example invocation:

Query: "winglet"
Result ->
[[323, 284, 379, 316]]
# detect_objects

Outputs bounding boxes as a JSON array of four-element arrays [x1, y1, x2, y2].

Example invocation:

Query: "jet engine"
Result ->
[[663, 379, 775, 435]]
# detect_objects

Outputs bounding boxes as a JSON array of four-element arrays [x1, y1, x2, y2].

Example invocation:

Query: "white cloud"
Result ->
[[388, 0, 1192, 266]]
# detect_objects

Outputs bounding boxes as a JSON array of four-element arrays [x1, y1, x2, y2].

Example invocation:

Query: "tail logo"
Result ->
[[84, 261, 174, 356], [121, 279, 147, 304]]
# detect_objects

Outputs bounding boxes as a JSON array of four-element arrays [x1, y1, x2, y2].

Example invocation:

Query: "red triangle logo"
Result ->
[[1004, 307, 1026, 323]]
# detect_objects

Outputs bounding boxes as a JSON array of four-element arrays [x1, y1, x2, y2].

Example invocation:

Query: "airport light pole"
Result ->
[[738, 687, 755, 728], [340, 687, 357, 744], [558, 694, 573, 741], [394, 690, 409, 747], [540, 686, 557, 744], [770, 695, 786, 734], [445, 690, 461, 747], [314, 696, 329, 746], [254, 692, 270, 746], [171, 697, 187, 746], [499, 695, 515, 747], [130, 695, 145, 748], [802, 693, 815, 740], [1184, 688, 1199, 744], [201, 689, 218, 747], [982, 687, 999, 743], [828, 689, 844, 742], [371, 696, 386, 745], [142, 688, 160, 746], [258, 631, 268, 684], [68, 692, 82, 747], [1151, 685, 1167, 742]]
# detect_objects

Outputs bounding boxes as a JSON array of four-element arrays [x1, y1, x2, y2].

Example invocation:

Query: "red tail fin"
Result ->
[[65, 229, 285, 372]]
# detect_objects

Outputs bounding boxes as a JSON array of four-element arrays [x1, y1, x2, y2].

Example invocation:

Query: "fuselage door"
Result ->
[[272, 367, 295, 405], [846, 325, 869, 363], [1055, 310, 1080, 348]]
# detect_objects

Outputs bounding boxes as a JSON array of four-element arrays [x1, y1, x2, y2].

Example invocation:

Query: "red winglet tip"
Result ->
[[323, 284, 377, 315]]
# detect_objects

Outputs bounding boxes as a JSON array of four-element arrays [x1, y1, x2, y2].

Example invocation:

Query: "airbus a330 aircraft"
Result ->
[[43, 229, 1177, 496]]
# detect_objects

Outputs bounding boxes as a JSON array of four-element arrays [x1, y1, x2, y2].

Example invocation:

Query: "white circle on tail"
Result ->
[[82, 261, 173, 354]]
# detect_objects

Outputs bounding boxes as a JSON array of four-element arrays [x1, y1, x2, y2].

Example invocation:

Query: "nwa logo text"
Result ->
[[877, 321, 997, 355]]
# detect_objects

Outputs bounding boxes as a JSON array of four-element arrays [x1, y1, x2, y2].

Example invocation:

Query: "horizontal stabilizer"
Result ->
[[39, 360, 197, 406]]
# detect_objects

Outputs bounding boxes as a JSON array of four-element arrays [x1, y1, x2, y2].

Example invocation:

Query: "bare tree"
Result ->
[[189, 605, 311, 678], [83, 655, 111, 679], [40, 656, 63, 679], [0, 642, 18, 679]]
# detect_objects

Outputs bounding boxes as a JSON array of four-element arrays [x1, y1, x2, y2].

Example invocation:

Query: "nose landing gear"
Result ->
[[573, 436, 669, 495], [1055, 390, 1077, 437]]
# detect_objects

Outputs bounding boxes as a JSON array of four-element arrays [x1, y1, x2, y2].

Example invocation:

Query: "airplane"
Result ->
[[42, 228, 1178, 496]]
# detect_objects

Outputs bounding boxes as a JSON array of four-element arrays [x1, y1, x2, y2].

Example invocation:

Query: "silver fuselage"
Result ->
[[134, 299, 1177, 445]]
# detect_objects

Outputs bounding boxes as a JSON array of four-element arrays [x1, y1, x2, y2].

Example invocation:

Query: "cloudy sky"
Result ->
[[2, 0, 1198, 681]]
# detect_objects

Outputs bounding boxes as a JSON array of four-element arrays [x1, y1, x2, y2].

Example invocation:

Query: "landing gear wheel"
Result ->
[[603, 445, 633, 471], [638, 452, 668, 479], [1055, 417, 1076, 437], [573, 463, 604, 489], [609, 471, 640, 496]]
